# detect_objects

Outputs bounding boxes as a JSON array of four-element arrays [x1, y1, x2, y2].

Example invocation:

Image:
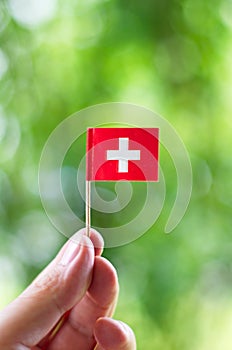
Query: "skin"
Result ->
[[0, 229, 136, 350]]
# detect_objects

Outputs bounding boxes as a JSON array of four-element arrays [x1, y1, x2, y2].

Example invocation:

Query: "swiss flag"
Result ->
[[86, 128, 159, 181]]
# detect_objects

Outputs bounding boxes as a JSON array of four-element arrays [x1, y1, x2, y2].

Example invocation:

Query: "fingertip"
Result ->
[[95, 317, 127, 343], [89, 228, 104, 256], [94, 317, 136, 350], [73, 228, 104, 256], [57, 231, 94, 265]]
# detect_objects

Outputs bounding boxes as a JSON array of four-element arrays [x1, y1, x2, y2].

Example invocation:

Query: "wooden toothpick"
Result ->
[[86, 180, 91, 237]]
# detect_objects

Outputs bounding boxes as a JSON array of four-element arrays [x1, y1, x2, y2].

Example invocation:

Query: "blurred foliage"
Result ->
[[1, 0, 232, 349]]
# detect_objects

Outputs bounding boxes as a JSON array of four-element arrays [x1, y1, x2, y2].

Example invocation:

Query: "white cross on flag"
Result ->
[[86, 128, 159, 181]]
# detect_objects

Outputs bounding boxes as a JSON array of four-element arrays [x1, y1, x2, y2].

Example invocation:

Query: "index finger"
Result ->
[[46, 256, 119, 350], [38, 228, 104, 349]]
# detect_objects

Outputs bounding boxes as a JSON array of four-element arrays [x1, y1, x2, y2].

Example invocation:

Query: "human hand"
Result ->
[[0, 229, 136, 350]]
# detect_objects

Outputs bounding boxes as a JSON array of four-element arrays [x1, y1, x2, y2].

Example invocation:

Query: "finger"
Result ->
[[79, 228, 104, 256], [94, 317, 136, 350], [47, 256, 119, 350], [0, 232, 95, 350], [38, 228, 104, 349]]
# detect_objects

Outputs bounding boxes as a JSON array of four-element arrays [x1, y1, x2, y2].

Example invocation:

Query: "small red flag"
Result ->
[[86, 128, 159, 181]]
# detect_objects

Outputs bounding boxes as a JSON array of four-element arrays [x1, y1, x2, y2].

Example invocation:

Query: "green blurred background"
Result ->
[[1, 0, 232, 349]]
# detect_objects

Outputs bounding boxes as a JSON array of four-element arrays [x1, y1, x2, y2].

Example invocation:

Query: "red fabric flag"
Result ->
[[86, 128, 159, 181]]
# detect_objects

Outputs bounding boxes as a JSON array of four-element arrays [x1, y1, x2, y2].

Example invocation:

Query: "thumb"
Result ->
[[0, 233, 95, 349]]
